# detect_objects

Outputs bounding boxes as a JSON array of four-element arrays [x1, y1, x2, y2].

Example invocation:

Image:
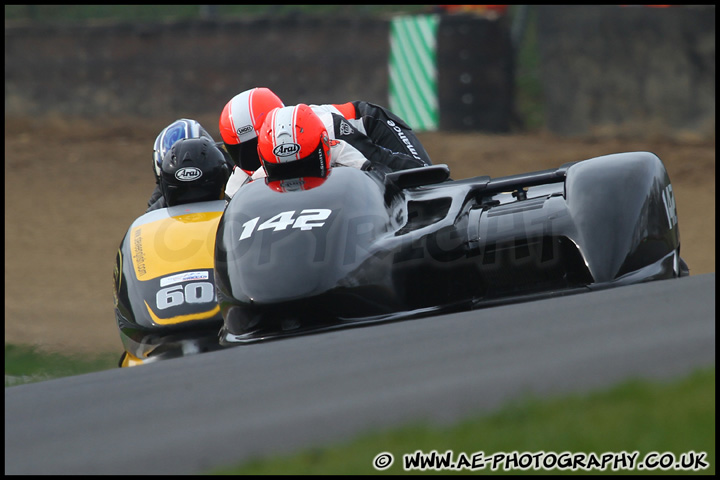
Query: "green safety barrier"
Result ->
[[389, 14, 440, 131]]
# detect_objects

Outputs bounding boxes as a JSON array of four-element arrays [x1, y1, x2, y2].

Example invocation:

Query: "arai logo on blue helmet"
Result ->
[[175, 167, 203, 181], [273, 142, 301, 157]]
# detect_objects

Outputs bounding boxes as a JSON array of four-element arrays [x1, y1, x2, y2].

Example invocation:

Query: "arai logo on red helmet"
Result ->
[[175, 167, 203, 181], [273, 143, 301, 157]]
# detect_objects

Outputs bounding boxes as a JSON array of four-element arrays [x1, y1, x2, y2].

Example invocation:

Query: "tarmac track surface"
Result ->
[[4, 273, 715, 475]]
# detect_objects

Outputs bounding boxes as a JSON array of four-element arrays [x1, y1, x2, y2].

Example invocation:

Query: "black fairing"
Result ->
[[563, 152, 681, 283], [215, 153, 685, 343]]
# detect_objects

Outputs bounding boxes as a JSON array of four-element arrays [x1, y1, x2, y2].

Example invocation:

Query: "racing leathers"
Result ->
[[315, 101, 433, 168], [146, 183, 164, 211]]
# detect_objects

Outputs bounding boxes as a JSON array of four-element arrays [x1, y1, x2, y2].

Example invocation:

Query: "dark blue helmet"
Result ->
[[153, 119, 213, 181]]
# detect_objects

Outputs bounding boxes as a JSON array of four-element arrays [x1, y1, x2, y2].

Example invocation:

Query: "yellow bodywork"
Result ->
[[119, 351, 146, 368], [130, 211, 222, 281]]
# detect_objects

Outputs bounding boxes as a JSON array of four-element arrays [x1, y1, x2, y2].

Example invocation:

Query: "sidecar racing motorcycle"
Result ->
[[214, 151, 688, 345], [113, 200, 226, 367], [114, 150, 688, 366]]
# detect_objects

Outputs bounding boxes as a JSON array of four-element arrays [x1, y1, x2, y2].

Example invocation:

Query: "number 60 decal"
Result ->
[[156, 282, 214, 310], [239, 209, 332, 241]]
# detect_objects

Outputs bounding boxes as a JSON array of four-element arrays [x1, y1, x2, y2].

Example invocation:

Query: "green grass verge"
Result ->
[[4, 344, 119, 387], [209, 367, 715, 475]]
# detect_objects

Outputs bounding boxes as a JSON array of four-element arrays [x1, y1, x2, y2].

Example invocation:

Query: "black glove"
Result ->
[[361, 160, 393, 176], [333, 113, 425, 172]]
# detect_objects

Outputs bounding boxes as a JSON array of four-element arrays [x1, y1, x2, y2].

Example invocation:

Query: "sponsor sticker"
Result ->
[[160, 270, 210, 287], [339, 119, 354, 136]]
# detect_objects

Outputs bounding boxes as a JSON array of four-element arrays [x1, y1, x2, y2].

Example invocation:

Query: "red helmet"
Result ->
[[257, 104, 332, 180], [218, 87, 284, 173]]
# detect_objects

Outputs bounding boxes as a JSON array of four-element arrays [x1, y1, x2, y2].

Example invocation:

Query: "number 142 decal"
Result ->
[[239, 209, 332, 241]]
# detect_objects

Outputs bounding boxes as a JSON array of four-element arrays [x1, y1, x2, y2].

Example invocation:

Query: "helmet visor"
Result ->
[[261, 142, 328, 181], [227, 137, 262, 172], [164, 183, 222, 206]]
